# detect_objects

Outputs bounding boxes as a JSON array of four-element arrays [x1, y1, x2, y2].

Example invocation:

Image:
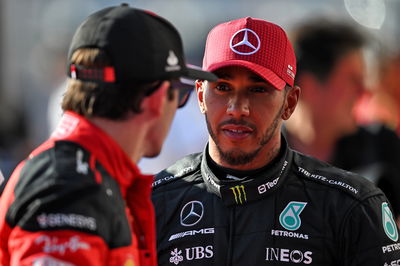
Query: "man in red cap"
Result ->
[[152, 17, 400, 265]]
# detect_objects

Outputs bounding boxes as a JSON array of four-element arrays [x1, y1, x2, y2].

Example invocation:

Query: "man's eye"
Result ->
[[215, 83, 230, 91]]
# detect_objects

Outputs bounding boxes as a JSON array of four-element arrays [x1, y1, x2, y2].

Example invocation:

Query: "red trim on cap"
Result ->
[[103, 67, 116, 82], [69, 64, 116, 83], [70, 65, 77, 79]]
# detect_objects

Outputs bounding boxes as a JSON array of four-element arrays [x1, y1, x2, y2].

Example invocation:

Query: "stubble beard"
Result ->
[[205, 103, 285, 166]]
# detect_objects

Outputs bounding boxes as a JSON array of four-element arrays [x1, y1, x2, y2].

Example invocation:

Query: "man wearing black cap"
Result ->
[[0, 4, 216, 266], [152, 17, 400, 265]]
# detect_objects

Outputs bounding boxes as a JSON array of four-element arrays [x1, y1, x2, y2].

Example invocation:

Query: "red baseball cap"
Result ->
[[203, 17, 296, 90]]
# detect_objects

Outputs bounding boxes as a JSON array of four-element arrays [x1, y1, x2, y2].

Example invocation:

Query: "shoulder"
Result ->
[[335, 124, 400, 154], [8, 141, 105, 228], [7, 140, 131, 247], [360, 123, 399, 141], [18, 140, 98, 190], [152, 152, 203, 190], [9, 141, 102, 224], [292, 150, 383, 200]]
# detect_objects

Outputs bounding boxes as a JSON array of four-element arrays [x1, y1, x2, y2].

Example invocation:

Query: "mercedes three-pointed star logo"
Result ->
[[180, 200, 204, 227], [230, 28, 261, 55]]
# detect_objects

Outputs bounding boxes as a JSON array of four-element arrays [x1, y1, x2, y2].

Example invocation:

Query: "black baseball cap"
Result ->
[[67, 4, 217, 84]]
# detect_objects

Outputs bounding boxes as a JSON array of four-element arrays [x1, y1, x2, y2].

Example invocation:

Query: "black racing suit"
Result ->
[[152, 138, 400, 265]]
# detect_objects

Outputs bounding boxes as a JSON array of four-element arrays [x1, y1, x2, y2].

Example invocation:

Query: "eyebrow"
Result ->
[[216, 72, 232, 80], [249, 75, 266, 83]]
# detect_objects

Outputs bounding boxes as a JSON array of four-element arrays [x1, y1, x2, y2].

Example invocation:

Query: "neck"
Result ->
[[89, 116, 148, 163]]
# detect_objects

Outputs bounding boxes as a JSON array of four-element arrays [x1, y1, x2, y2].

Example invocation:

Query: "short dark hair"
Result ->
[[293, 19, 366, 83], [62, 48, 161, 120]]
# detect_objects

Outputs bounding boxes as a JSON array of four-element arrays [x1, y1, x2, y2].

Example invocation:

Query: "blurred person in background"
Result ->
[[355, 51, 400, 136], [152, 17, 400, 265], [285, 19, 400, 225], [0, 4, 216, 266]]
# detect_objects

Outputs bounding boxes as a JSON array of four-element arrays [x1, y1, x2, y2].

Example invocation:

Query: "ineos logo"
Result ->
[[230, 28, 261, 55], [180, 201, 204, 227]]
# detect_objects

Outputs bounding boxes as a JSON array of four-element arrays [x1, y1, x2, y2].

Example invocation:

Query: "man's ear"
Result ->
[[141, 81, 170, 118], [196, 80, 206, 114], [282, 85, 301, 120]]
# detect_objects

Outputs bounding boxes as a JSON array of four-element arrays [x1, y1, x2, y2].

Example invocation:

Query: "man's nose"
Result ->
[[226, 95, 250, 118]]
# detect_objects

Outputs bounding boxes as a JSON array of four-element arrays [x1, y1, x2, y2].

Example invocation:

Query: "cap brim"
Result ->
[[206, 60, 286, 90], [184, 66, 218, 82]]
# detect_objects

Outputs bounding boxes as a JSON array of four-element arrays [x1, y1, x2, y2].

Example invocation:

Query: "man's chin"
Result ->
[[144, 149, 161, 159], [219, 145, 254, 156], [218, 147, 260, 166]]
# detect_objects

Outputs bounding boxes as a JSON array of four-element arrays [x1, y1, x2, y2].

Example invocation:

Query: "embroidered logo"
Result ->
[[230, 185, 247, 204], [76, 149, 88, 175], [35, 235, 90, 255], [279, 201, 307, 231], [165, 50, 181, 72], [230, 28, 261, 55], [170, 248, 184, 265], [180, 201, 204, 227], [382, 202, 399, 242]]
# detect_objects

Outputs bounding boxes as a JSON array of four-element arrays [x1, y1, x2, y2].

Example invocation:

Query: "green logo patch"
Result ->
[[382, 202, 398, 242], [279, 201, 307, 231]]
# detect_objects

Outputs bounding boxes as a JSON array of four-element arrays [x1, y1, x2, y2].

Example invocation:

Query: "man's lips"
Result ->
[[221, 124, 253, 140]]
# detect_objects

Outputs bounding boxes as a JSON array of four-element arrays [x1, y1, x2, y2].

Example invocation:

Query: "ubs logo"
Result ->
[[180, 201, 204, 227], [170, 246, 213, 265]]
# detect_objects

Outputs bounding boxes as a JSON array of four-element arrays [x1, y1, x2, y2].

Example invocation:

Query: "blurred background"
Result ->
[[0, 0, 399, 179]]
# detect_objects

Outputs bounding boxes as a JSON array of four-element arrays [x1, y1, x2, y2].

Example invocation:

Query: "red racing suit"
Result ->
[[0, 111, 157, 266]]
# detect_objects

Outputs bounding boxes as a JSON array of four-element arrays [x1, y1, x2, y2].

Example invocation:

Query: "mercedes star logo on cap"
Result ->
[[230, 28, 261, 55], [180, 200, 204, 226]]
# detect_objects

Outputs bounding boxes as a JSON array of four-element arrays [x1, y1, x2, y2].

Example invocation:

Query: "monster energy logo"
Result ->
[[230, 185, 247, 204], [279, 201, 307, 231], [382, 202, 399, 242]]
